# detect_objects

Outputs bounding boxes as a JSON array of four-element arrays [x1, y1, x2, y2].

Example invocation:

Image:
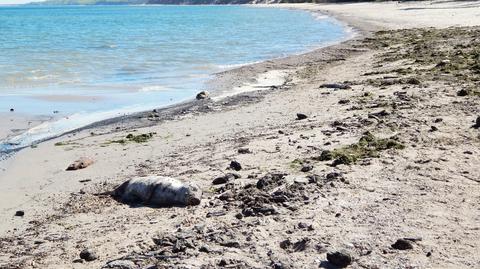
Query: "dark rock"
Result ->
[[220, 241, 240, 248], [296, 113, 308, 120], [230, 161, 242, 171], [14, 210, 24, 217], [9, 108, 14, 112], [474, 116, 480, 128], [430, 126, 438, 132], [391, 239, 414, 250], [235, 213, 243, 220], [237, 148, 252, 154], [338, 99, 350, 104], [434, 118, 443, 123], [218, 190, 234, 201], [80, 248, 98, 262], [196, 91, 209, 100], [320, 83, 351, 90], [326, 172, 343, 181], [405, 77, 421, 85], [301, 164, 313, 172], [199, 245, 210, 253], [212, 173, 240, 185], [292, 238, 309, 252], [457, 89, 470, 96], [279, 239, 291, 249], [326, 250, 352, 268]]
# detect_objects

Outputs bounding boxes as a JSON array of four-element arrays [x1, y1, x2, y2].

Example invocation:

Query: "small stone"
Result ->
[[15, 210, 24, 217], [230, 161, 242, 171], [296, 113, 308, 120], [9, 108, 14, 112], [237, 148, 252, 154], [196, 91, 209, 100], [199, 245, 210, 253], [474, 116, 480, 128], [301, 164, 313, 172], [79, 248, 98, 262], [430, 126, 438, 132], [457, 89, 470, 96], [327, 250, 352, 268], [338, 99, 350, 104], [218, 190, 234, 201], [235, 212, 243, 220], [391, 239, 413, 250], [434, 118, 443, 123], [279, 239, 291, 249]]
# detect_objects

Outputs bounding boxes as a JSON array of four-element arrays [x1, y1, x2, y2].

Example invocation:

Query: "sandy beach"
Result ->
[[1, 1, 479, 268]]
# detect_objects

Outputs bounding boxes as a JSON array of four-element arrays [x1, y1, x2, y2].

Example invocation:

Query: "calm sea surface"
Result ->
[[0, 5, 348, 151]]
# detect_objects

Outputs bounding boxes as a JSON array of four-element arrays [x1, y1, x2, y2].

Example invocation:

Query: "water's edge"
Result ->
[[0, 5, 357, 156]]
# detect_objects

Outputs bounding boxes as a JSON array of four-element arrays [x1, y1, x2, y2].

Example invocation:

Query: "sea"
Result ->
[[0, 5, 348, 152]]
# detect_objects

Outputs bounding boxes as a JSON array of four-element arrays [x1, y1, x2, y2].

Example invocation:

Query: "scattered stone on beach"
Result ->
[[301, 164, 313, 172], [327, 250, 353, 268], [391, 239, 414, 250], [196, 90, 209, 100], [212, 173, 240, 185], [430, 126, 439, 132], [436, 59, 450, 67], [9, 108, 14, 112], [320, 83, 351, 90], [457, 89, 470, 96], [113, 176, 202, 207], [79, 248, 98, 262], [237, 148, 252, 154], [66, 157, 94, 171], [230, 160, 242, 171], [14, 210, 24, 217], [296, 113, 308, 120], [338, 99, 350, 104], [473, 116, 480, 128]]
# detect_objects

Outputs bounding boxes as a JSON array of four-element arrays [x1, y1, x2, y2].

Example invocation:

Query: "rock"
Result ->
[[66, 157, 94, 171], [104, 260, 137, 269], [296, 113, 308, 120], [237, 148, 252, 154], [14, 210, 24, 217], [235, 212, 243, 220], [212, 173, 240, 185], [338, 99, 350, 104], [9, 108, 14, 112], [457, 89, 470, 96], [80, 248, 98, 262], [327, 250, 352, 268], [199, 245, 210, 253], [218, 190, 234, 201], [474, 116, 480, 128], [301, 164, 313, 172], [196, 91, 209, 100], [430, 126, 438, 132], [391, 239, 413, 250], [434, 118, 443, 123], [405, 77, 421, 85], [320, 83, 351, 90], [113, 176, 202, 207], [230, 161, 242, 171], [436, 59, 450, 67]]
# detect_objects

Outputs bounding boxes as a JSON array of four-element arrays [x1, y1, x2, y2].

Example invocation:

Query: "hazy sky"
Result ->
[[0, 0, 42, 4]]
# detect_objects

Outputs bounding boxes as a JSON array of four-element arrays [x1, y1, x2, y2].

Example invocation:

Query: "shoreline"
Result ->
[[1, 2, 479, 268], [0, 5, 351, 155]]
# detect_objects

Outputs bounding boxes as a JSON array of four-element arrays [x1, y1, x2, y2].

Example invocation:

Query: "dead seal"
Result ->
[[113, 176, 202, 207]]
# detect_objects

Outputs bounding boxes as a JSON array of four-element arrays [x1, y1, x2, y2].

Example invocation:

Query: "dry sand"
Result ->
[[1, 1, 479, 268]]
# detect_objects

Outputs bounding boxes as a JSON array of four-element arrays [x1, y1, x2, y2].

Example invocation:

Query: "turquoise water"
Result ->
[[0, 5, 348, 151]]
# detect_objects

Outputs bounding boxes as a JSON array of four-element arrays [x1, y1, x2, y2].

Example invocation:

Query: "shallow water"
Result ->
[[0, 5, 348, 152]]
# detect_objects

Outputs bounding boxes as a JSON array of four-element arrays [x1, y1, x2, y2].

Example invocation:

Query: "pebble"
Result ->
[[391, 239, 413, 250], [301, 164, 313, 172], [15, 210, 24, 217], [237, 148, 252, 154], [230, 160, 242, 171], [327, 250, 352, 268], [296, 113, 308, 120], [196, 90, 209, 100], [104, 260, 136, 269], [79, 248, 98, 262]]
